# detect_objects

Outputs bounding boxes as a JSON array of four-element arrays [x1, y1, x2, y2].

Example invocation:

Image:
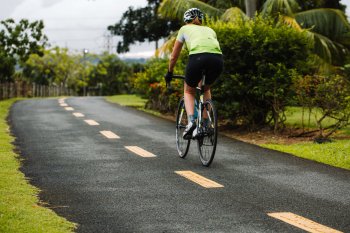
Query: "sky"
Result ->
[[0, 0, 153, 58], [1, 0, 350, 59]]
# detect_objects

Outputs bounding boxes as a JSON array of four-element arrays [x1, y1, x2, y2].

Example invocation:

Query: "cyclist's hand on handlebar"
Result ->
[[164, 71, 173, 87]]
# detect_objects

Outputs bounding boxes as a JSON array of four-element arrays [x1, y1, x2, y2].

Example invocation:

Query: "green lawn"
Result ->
[[262, 141, 350, 170], [105, 94, 163, 117], [0, 99, 76, 233], [105, 94, 147, 108], [284, 106, 350, 131], [263, 106, 350, 170]]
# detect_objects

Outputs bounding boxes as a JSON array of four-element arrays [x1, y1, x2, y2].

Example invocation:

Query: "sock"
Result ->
[[188, 115, 196, 123]]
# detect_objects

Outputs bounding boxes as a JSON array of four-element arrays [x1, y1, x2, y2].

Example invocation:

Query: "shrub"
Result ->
[[132, 55, 186, 113], [294, 74, 350, 139], [209, 17, 312, 130]]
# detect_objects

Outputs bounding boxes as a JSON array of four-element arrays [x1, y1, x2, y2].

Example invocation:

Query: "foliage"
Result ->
[[296, 0, 346, 11], [132, 55, 186, 113], [202, 0, 346, 13], [209, 17, 311, 129], [108, 0, 180, 53], [88, 53, 132, 95], [23, 47, 84, 87], [294, 74, 350, 138], [159, 0, 224, 21], [23, 49, 135, 96], [0, 19, 47, 82], [158, 0, 350, 65]]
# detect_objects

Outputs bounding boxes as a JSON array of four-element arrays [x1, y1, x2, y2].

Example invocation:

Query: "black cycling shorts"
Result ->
[[185, 53, 224, 88]]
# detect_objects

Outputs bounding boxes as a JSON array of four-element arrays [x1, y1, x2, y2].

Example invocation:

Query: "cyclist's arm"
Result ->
[[168, 40, 183, 72]]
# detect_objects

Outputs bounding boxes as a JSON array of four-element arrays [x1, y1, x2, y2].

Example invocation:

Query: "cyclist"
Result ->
[[164, 8, 223, 139]]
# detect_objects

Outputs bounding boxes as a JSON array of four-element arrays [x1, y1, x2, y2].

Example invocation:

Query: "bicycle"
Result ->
[[171, 73, 218, 167]]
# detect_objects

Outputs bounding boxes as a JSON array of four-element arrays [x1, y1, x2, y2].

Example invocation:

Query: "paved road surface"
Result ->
[[10, 97, 350, 233]]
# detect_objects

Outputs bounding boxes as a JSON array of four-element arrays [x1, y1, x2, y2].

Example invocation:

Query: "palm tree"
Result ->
[[158, 0, 350, 64], [261, 0, 350, 64], [245, 0, 257, 18]]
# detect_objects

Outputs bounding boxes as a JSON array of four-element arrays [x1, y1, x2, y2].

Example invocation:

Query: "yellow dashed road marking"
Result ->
[[84, 120, 99, 126], [100, 131, 120, 139], [268, 212, 343, 233], [60, 103, 68, 107], [73, 112, 85, 117], [58, 98, 66, 103], [125, 146, 156, 158], [65, 107, 74, 111], [175, 171, 224, 188]]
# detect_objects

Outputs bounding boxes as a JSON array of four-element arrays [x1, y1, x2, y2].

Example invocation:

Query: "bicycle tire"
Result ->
[[176, 97, 191, 158], [197, 99, 218, 166]]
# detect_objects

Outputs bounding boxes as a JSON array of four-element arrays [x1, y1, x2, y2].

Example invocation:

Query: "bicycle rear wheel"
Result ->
[[176, 97, 191, 158], [197, 99, 218, 166]]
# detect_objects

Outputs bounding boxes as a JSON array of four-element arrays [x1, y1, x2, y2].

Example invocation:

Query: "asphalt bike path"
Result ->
[[10, 97, 350, 233]]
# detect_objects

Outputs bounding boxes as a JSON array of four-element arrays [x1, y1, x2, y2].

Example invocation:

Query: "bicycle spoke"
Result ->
[[176, 98, 190, 158], [197, 100, 217, 167]]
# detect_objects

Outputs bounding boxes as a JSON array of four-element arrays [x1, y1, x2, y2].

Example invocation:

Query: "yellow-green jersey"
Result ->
[[176, 24, 222, 55]]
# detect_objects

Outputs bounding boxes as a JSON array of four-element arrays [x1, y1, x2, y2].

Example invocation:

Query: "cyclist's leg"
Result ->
[[185, 54, 203, 123], [202, 86, 211, 124], [201, 54, 223, 124], [182, 84, 197, 139], [184, 83, 196, 120]]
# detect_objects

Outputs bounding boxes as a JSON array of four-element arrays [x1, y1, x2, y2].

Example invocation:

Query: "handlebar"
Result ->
[[172, 75, 185, 80], [166, 74, 184, 89]]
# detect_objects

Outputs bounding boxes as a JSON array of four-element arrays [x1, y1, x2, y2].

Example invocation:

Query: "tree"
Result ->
[[296, 0, 346, 11], [107, 0, 180, 53], [245, 0, 257, 18], [158, 0, 350, 65], [23, 48, 84, 88], [88, 53, 132, 95], [0, 19, 47, 82]]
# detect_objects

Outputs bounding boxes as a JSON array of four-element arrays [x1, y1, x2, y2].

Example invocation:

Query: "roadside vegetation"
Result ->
[[1, 1, 350, 228], [262, 141, 350, 170], [0, 99, 76, 233]]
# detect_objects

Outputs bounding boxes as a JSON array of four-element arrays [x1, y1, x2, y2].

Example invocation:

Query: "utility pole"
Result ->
[[83, 49, 88, 96], [104, 31, 113, 54]]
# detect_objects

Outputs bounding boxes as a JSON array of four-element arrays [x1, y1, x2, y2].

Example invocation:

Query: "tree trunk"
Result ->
[[245, 0, 257, 18]]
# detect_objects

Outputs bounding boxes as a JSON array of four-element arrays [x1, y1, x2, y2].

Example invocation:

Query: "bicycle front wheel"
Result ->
[[176, 97, 190, 158], [197, 99, 218, 167]]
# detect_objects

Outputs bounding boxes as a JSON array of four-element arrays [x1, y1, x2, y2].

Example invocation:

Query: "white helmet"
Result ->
[[183, 8, 204, 23]]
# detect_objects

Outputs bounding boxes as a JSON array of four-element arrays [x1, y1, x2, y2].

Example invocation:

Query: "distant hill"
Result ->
[[121, 58, 148, 64]]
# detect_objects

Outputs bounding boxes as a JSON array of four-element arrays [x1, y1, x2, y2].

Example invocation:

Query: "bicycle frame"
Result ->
[[196, 74, 205, 136], [173, 73, 207, 137]]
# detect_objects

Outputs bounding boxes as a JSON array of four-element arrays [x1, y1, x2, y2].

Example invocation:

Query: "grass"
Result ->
[[261, 141, 350, 170], [284, 106, 350, 132], [105, 94, 163, 117], [285, 106, 350, 135], [0, 98, 76, 233], [105, 94, 147, 108], [261, 106, 350, 170]]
